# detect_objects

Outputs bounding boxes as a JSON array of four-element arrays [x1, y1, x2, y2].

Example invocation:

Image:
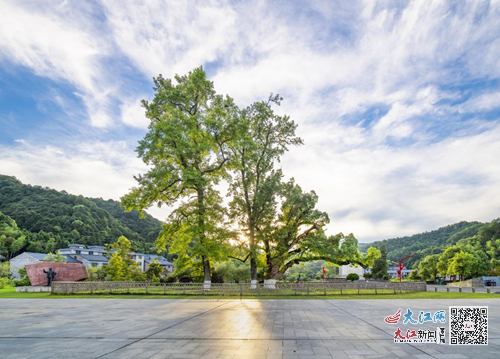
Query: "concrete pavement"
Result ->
[[0, 298, 499, 358]]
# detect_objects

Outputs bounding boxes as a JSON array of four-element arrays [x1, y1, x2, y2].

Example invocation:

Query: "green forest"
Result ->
[[0, 174, 164, 260], [360, 218, 500, 282]]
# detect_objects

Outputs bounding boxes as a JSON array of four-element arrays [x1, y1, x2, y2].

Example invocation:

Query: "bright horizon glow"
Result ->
[[0, 1, 499, 243]]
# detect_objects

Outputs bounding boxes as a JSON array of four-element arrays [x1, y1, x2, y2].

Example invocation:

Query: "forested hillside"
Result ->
[[0, 175, 163, 259], [360, 221, 485, 268]]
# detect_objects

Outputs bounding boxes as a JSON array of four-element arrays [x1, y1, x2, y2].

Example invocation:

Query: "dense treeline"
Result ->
[[0, 175, 163, 258], [361, 219, 500, 282], [360, 221, 483, 269]]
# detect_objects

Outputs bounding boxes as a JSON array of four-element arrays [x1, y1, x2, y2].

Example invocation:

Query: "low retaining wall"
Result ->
[[52, 281, 426, 296], [16, 286, 51, 293], [448, 276, 500, 288]]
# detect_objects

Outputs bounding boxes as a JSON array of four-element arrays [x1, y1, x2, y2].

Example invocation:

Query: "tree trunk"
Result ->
[[197, 187, 211, 282], [202, 254, 211, 282], [249, 221, 257, 282]]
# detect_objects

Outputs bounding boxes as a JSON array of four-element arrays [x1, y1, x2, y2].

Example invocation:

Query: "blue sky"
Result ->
[[0, 0, 499, 242]]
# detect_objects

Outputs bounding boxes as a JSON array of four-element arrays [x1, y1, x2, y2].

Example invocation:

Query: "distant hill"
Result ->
[[0, 175, 163, 256], [359, 221, 484, 269]]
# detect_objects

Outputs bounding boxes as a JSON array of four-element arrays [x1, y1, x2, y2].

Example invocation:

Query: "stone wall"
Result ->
[[448, 277, 486, 288]]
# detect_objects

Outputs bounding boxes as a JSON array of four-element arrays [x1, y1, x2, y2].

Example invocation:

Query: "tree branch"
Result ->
[[228, 254, 251, 263]]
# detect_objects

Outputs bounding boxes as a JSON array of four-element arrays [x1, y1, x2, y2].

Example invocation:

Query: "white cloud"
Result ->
[[281, 121, 500, 242], [120, 98, 149, 129], [101, 0, 238, 79], [0, 140, 138, 198], [0, 1, 115, 127], [460, 91, 500, 112], [1, 0, 500, 242]]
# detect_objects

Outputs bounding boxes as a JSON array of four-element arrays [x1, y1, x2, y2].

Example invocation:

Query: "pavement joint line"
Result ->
[[0, 337, 401, 341], [324, 299, 438, 359], [94, 300, 230, 359]]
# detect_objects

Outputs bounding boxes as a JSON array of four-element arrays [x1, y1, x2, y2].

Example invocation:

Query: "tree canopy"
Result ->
[[121, 67, 239, 282], [228, 94, 302, 283]]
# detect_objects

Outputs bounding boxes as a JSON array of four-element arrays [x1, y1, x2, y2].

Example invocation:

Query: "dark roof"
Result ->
[[77, 254, 109, 262], [144, 254, 168, 261], [145, 260, 173, 266], [23, 252, 81, 263]]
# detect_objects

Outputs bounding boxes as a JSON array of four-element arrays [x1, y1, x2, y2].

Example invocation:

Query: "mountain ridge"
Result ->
[[0, 174, 163, 256]]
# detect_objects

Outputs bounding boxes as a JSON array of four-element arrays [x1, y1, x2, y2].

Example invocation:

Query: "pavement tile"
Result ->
[[0, 298, 498, 358]]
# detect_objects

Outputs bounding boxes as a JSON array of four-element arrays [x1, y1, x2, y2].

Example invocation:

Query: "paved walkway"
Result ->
[[0, 298, 498, 358]]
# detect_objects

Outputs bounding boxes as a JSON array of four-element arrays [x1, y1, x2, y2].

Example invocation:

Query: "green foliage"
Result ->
[[418, 254, 440, 282], [260, 179, 380, 280], [12, 268, 30, 287], [228, 94, 303, 282], [282, 260, 338, 282], [477, 219, 500, 249], [104, 236, 145, 281], [0, 262, 11, 288], [145, 259, 164, 282], [213, 260, 250, 283], [371, 243, 388, 279], [408, 269, 421, 281], [0, 277, 11, 289], [449, 250, 476, 281], [0, 261, 10, 278], [346, 273, 359, 281], [437, 244, 491, 280], [44, 251, 67, 263], [122, 67, 238, 282], [0, 211, 27, 260], [360, 221, 483, 269], [86, 266, 106, 281], [0, 175, 163, 253]]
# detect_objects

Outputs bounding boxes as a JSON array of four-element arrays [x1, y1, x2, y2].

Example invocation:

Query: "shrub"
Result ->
[[13, 276, 31, 287], [12, 267, 31, 287], [0, 262, 11, 278], [408, 269, 422, 281], [0, 277, 12, 288], [346, 273, 359, 281]]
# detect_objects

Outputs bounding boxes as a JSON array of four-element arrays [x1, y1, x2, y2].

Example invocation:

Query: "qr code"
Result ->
[[449, 306, 488, 345]]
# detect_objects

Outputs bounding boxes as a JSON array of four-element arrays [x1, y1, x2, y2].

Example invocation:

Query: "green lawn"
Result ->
[[1, 286, 498, 300]]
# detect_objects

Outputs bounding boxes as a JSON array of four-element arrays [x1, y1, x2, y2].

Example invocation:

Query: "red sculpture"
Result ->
[[25, 262, 88, 286], [392, 254, 414, 283]]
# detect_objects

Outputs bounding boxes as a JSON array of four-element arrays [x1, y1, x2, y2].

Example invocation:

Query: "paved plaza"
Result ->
[[0, 298, 499, 358]]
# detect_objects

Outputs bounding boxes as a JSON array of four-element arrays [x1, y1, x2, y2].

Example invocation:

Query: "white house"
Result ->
[[339, 264, 366, 279]]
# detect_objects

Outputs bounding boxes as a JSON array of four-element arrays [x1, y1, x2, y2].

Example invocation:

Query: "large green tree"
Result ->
[[418, 254, 440, 283], [228, 95, 302, 283], [259, 179, 379, 280], [121, 67, 238, 283], [371, 243, 388, 279], [449, 250, 475, 281]]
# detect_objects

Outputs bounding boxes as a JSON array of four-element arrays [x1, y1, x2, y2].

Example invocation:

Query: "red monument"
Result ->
[[25, 262, 88, 286], [391, 254, 414, 283]]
